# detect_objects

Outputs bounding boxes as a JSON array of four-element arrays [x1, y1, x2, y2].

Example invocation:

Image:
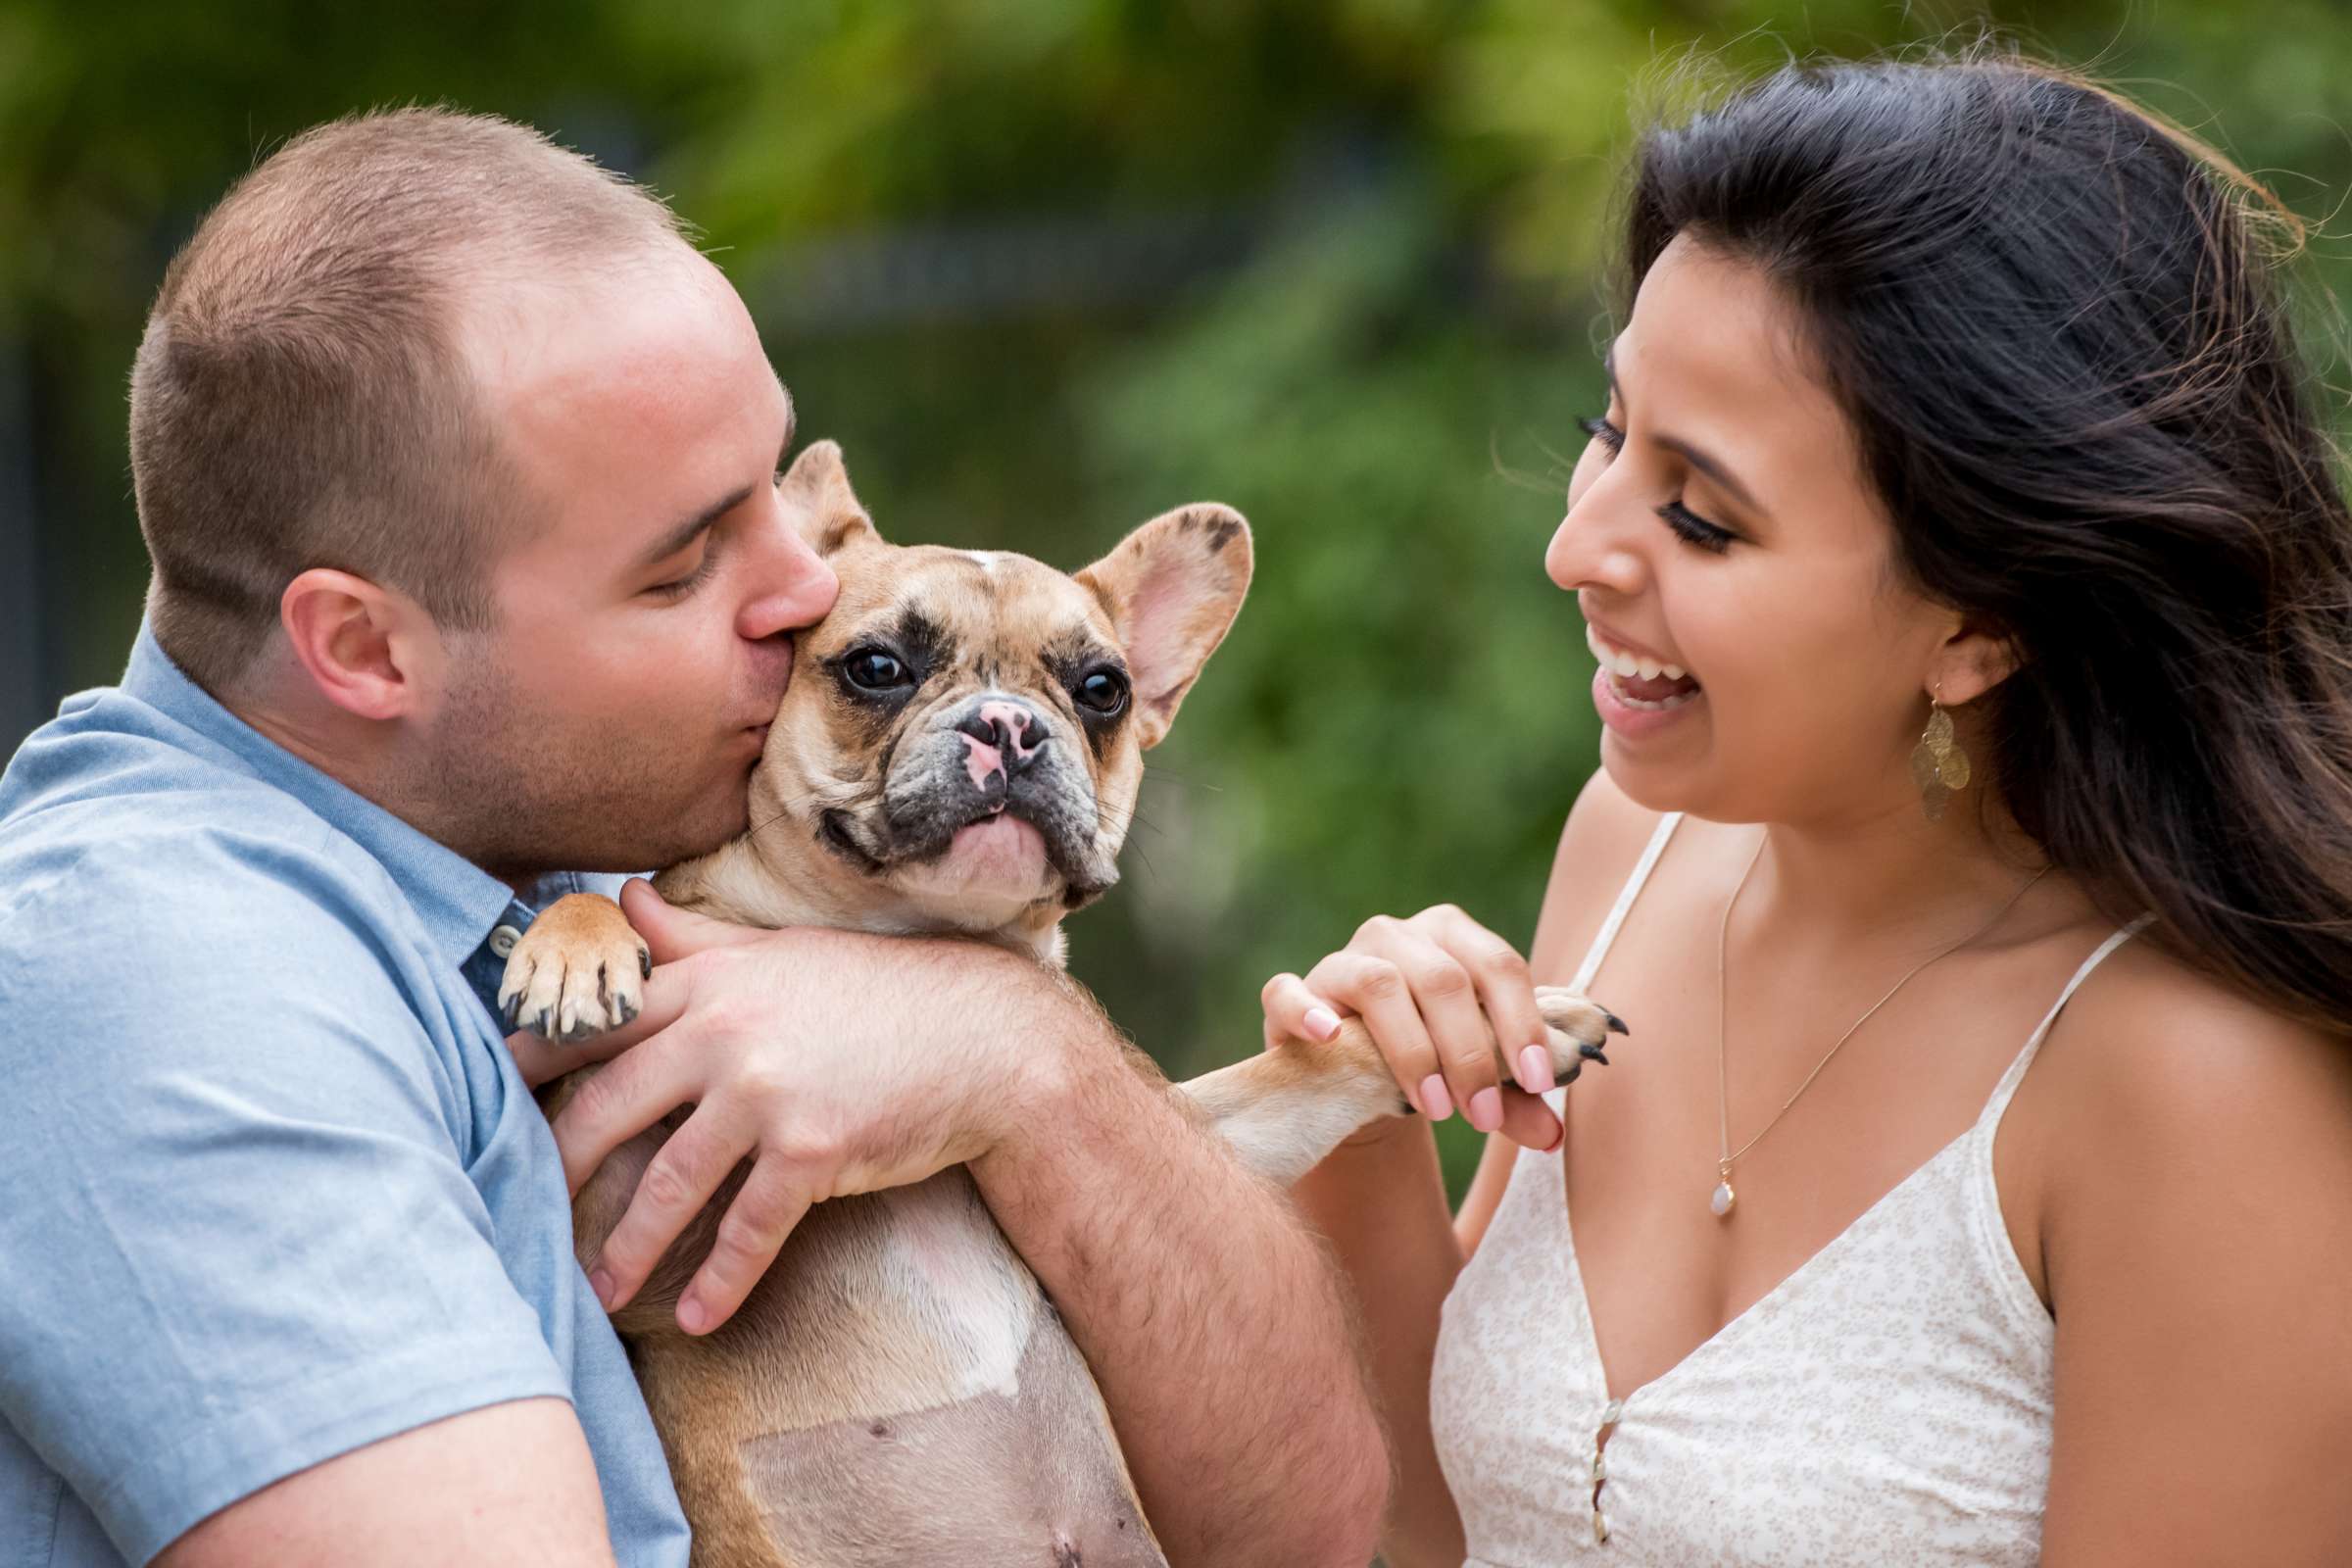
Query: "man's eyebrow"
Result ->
[[633, 427, 793, 570], [1602, 345, 1766, 514], [637, 483, 756, 569]]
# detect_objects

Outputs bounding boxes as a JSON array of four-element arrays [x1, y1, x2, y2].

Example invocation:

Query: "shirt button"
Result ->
[[488, 923, 523, 958]]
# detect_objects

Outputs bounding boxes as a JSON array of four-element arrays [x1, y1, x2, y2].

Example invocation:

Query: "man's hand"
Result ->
[[508, 878, 1063, 1335]]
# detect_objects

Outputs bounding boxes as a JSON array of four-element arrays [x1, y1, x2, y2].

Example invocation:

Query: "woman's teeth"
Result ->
[[1586, 625, 1690, 684]]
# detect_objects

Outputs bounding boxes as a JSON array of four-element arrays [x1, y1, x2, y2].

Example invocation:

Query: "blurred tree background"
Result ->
[[8, 0, 2352, 1196]]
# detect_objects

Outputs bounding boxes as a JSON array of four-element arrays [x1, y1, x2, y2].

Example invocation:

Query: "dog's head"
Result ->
[[726, 440, 1251, 954]]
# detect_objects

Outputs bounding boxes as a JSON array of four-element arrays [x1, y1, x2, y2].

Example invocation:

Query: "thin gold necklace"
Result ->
[[1710, 834, 2048, 1219]]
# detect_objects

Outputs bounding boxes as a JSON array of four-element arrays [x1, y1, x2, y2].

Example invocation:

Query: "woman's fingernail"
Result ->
[[1468, 1087, 1503, 1133], [678, 1296, 708, 1335], [1539, 1115, 1565, 1153], [589, 1269, 615, 1309], [1418, 1073, 1454, 1122], [1516, 1044, 1554, 1095], [1303, 1005, 1342, 1042]]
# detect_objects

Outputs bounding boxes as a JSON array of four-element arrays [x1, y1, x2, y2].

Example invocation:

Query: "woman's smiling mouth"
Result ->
[[1586, 624, 1703, 711]]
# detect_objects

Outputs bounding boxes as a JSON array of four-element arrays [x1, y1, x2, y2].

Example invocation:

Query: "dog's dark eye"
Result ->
[[1074, 668, 1129, 717], [843, 648, 912, 691]]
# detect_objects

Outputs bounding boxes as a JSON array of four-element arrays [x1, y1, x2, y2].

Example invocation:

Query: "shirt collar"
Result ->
[[122, 625, 529, 970]]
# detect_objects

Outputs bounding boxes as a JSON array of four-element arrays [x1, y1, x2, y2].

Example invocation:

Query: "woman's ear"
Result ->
[[1927, 617, 2022, 708]]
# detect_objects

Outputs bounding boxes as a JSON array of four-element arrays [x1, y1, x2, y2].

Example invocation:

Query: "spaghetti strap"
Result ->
[[1568, 811, 1682, 995], [1978, 912, 2156, 1128]]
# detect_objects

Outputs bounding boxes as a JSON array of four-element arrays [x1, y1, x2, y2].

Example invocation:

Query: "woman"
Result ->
[[1263, 52, 2352, 1566]]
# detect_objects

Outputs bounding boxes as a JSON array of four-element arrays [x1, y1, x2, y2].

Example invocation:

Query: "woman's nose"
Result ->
[[1545, 483, 1646, 599]]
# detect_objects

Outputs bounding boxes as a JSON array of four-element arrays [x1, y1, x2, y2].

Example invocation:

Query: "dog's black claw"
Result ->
[[1603, 1010, 1630, 1037], [617, 997, 639, 1026], [639, 948, 653, 980], [502, 993, 520, 1027], [1579, 1042, 1611, 1066], [533, 1007, 553, 1038], [1560, 1061, 1583, 1087]]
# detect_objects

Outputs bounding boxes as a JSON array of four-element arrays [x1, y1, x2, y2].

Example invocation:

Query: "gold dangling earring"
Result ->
[[1910, 683, 1973, 821]]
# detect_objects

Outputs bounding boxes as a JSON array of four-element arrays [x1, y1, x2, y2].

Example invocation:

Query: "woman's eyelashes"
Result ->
[[1657, 500, 1735, 554], [1578, 414, 1738, 554]]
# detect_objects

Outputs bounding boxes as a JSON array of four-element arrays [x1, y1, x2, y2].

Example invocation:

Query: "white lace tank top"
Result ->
[[1430, 812, 2148, 1565]]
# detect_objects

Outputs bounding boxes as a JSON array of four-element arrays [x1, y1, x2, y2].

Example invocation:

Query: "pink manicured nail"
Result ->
[[1302, 1005, 1342, 1042], [1418, 1074, 1454, 1121], [1516, 1044, 1554, 1095], [1538, 1115, 1565, 1154], [1468, 1087, 1503, 1133]]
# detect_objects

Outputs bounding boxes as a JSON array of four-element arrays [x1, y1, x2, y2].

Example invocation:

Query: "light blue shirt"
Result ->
[[0, 630, 691, 1566]]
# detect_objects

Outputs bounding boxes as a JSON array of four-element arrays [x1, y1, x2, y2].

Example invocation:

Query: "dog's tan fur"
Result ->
[[506, 443, 1621, 1565]]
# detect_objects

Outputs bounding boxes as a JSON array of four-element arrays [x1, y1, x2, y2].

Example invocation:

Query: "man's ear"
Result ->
[[278, 567, 444, 722], [777, 439, 880, 557], [1075, 504, 1252, 751]]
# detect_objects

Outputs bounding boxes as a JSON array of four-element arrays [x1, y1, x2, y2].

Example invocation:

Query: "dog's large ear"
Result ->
[[1075, 504, 1252, 750], [777, 439, 881, 556]]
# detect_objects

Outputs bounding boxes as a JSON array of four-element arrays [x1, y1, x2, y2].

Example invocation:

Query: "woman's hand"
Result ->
[[1261, 906, 1565, 1152]]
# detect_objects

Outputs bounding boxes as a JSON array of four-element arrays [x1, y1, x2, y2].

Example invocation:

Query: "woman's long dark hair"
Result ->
[[1621, 48, 2352, 1029]]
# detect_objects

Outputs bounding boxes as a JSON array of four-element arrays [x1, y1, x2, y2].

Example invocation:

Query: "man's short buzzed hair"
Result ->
[[129, 107, 692, 695]]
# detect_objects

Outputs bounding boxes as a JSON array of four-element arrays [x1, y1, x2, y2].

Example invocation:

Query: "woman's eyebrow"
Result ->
[[1602, 345, 1768, 515]]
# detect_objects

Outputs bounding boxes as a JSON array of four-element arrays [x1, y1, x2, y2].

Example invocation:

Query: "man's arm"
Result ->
[[969, 970, 1390, 1568], [536, 882, 1389, 1568], [157, 1399, 614, 1568], [0, 837, 642, 1566]]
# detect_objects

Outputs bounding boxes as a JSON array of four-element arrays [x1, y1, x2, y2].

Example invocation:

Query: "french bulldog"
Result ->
[[500, 441, 1624, 1567]]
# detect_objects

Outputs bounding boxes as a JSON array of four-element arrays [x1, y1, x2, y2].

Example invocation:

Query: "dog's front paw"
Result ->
[[1534, 986, 1630, 1087], [497, 893, 652, 1043]]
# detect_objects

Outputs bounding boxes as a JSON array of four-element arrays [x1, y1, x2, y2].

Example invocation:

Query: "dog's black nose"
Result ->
[[956, 700, 1050, 779]]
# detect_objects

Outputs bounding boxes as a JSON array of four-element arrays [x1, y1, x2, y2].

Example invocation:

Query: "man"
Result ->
[[0, 110, 1387, 1567]]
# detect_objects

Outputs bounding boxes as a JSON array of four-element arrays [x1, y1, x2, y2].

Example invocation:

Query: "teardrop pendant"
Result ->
[[1710, 1180, 1737, 1217]]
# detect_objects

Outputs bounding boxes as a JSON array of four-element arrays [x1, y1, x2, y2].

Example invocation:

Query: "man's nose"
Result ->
[[738, 514, 841, 641]]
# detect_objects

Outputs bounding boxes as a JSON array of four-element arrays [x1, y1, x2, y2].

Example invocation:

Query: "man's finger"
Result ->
[[675, 1154, 813, 1335], [593, 1104, 747, 1312], [620, 878, 769, 966], [548, 1019, 703, 1195]]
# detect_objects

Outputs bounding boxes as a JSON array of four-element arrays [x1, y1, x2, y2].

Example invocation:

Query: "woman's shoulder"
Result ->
[[2030, 929, 2352, 1244], [2038, 934, 2349, 1128]]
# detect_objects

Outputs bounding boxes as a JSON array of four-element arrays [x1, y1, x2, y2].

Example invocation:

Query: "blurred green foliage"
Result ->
[[11, 0, 2352, 1198]]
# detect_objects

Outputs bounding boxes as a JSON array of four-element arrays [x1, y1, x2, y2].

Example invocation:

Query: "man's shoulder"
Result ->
[[9, 678, 382, 880], [1, 706, 427, 1015]]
